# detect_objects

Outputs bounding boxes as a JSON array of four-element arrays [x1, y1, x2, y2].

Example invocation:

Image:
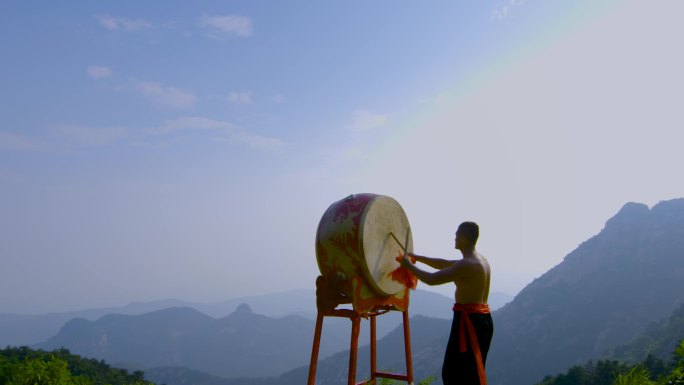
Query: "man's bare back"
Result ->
[[452, 252, 491, 304]]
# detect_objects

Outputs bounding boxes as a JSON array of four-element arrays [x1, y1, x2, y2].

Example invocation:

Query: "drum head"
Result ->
[[360, 196, 413, 296]]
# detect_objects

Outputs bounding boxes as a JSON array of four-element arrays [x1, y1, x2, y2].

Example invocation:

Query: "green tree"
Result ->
[[661, 339, 684, 385], [537, 339, 684, 385], [1, 347, 154, 385], [8, 356, 92, 385], [612, 366, 653, 385]]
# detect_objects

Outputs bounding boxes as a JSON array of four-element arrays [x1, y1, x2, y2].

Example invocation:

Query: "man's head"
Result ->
[[455, 221, 479, 250]]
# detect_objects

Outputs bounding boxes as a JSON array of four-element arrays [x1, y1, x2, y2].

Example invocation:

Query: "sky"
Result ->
[[1, 0, 683, 314]]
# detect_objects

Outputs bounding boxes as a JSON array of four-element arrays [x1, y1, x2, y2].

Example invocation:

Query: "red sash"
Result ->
[[453, 303, 491, 385]]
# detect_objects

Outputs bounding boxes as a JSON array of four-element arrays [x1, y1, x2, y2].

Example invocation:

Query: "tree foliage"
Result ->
[[537, 339, 684, 385], [7, 355, 91, 385], [613, 367, 654, 385], [662, 339, 684, 385], [0, 346, 154, 385]]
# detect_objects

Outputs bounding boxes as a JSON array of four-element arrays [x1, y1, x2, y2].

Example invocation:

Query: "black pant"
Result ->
[[442, 311, 494, 385]]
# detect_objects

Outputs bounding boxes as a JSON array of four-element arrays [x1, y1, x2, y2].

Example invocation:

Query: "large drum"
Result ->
[[315, 193, 413, 297]]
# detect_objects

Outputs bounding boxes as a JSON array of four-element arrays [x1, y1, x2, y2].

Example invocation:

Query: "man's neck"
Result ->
[[460, 247, 476, 259]]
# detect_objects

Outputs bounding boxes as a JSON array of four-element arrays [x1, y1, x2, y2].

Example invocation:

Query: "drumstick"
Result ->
[[388, 231, 410, 255]]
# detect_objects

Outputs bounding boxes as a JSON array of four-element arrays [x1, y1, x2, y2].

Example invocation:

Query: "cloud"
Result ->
[[135, 82, 196, 108], [417, 92, 448, 106], [200, 15, 253, 37], [272, 94, 286, 103], [146, 116, 284, 151], [53, 125, 126, 147], [233, 132, 284, 151], [345, 110, 389, 131], [491, 5, 510, 20], [318, 146, 367, 164], [228, 91, 253, 104], [96, 15, 152, 31], [145, 116, 234, 135], [1, 127, 124, 152], [86, 66, 112, 79], [0, 132, 40, 151], [492, 0, 526, 21]]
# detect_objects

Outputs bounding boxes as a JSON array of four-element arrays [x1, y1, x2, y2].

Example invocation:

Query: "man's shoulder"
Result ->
[[460, 255, 489, 271], [475, 252, 490, 265], [454, 258, 483, 271]]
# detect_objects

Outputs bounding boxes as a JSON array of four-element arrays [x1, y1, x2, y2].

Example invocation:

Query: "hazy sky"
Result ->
[[1, 0, 683, 314]]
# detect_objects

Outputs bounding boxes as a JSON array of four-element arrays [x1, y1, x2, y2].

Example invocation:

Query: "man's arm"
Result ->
[[409, 253, 455, 270], [401, 256, 464, 286]]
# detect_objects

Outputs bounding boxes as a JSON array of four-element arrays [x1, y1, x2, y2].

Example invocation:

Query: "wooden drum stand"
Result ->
[[307, 275, 414, 385]]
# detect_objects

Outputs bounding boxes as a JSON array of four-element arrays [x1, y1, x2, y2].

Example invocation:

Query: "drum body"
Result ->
[[315, 193, 413, 298]]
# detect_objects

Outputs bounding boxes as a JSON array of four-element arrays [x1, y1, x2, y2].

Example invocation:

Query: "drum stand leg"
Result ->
[[307, 309, 413, 385], [307, 312, 324, 385], [365, 310, 414, 385], [402, 310, 414, 385], [370, 315, 377, 384], [348, 315, 361, 385]]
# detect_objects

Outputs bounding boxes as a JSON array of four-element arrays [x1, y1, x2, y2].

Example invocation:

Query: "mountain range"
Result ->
[[0, 289, 513, 348], [38, 303, 348, 378], [34, 289, 511, 379]]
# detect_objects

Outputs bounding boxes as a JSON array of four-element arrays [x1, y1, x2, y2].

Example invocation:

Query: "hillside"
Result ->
[[606, 301, 684, 363], [535, 303, 684, 385], [488, 199, 684, 384]]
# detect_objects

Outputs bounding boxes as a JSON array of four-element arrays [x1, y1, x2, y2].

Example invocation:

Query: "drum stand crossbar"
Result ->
[[307, 276, 414, 385]]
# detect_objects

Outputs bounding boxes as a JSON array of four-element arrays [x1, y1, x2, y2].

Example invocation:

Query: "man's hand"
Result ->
[[399, 253, 416, 268], [391, 253, 418, 289]]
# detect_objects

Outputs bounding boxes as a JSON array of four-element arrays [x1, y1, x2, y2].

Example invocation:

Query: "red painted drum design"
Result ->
[[315, 193, 413, 298]]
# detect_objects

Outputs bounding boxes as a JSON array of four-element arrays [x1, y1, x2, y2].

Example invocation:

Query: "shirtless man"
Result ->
[[399, 221, 493, 385]]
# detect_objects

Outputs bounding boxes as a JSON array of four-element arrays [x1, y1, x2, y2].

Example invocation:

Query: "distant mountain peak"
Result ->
[[235, 303, 253, 313], [601, 198, 684, 237], [604, 198, 684, 226], [605, 201, 649, 226]]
